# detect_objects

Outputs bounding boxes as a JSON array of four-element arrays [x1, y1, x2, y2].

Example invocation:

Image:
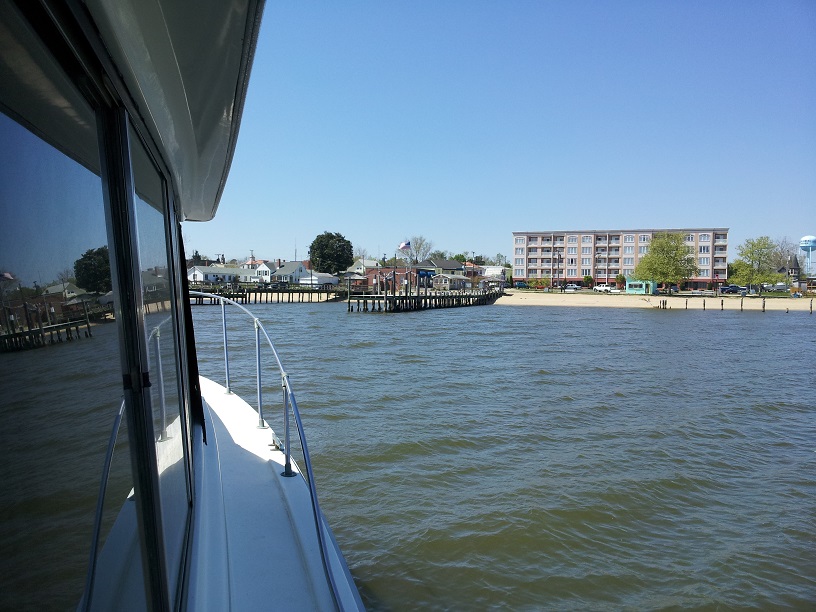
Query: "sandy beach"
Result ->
[[495, 289, 815, 313]]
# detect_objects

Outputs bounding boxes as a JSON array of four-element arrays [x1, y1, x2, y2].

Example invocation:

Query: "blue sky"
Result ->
[[183, 0, 816, 265]]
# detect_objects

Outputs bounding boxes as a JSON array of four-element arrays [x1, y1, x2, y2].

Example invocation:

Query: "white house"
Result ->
[[187, 266, 239, 284], [271, 261, 310, 285], [299, 271, 339, 287], [346, 259, 381, 276]]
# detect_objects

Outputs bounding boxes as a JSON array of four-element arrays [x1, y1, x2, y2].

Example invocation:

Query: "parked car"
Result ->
[[720, 284, 745, 294], [593, 284, 613, 293], [564, 283, 581, 291], [514, 281, 528, 288]]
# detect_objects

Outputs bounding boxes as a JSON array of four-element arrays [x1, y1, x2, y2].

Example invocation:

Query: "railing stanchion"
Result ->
[[189, 291, 343, 607], [222, 299, 231, 393], [282, 373, 293, 476], [154, 328, 168, 441], [256, 319, 267, 428]]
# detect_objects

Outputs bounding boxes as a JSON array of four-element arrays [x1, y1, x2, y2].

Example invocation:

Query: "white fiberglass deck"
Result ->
[[188, 375, 358, 611]]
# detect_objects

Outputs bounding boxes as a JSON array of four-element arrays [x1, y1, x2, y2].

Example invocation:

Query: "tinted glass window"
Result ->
[[129, 123, 190, 596], [0, 109, 134, 608]]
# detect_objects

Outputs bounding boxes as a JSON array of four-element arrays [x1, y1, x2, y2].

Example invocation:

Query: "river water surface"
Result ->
[[191, 302, 815, 610]]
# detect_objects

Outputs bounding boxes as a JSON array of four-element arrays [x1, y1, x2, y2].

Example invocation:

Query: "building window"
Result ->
[[567, 247, 577, 254], [528, 258, 538, 264], [568, 235, 578, 243], [515, 247, 523, 255], [528, 270, 537, 277], [639, 234, 651, 243], [581, 268, 591, 276], [624, 235, 635, 243], [528, 247, 538, 253], [699, 245, 710, 254], [639, 246, 649, 254], [528, 236, 538, 243], [624, 268, 634, 276], [581, 247, 591, 254], [515, 237, 525, 244], [699, 269, 711, 277], [582, 235, 592, 243], [624, 246, 634, 254], [514, 268, 524, 277], [514, 258, 524, 265], [699, 257, 710, 265], [684, 234, 694, 242], [623, 257, 634, 265], [699, 233, 710, 241], [566, 258, 576, 265], [581, 258, 591, 265], [567, 268, 577, 276]]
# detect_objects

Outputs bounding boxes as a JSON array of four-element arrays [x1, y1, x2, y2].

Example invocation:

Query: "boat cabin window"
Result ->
[[129, 121, 191, 601], [0, 108, 139, 607], [1, 5, 193, 608]]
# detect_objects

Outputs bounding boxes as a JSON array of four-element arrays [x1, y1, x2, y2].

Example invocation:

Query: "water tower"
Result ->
[[800, 235, 816, 276]]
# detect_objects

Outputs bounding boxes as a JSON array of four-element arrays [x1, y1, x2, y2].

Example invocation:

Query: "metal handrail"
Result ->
[[79, 398, 126, 612], [147, 317, 173, 441], [189, 291, 343, 608]]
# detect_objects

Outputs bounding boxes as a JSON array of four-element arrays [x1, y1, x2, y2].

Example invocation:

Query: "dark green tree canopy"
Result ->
[[633, 232, 698, 288], [74, 246, 111, 293], [309, 232, 353, 274]]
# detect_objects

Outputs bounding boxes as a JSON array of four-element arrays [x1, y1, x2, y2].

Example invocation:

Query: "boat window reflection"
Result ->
[[129, 123, 190, 599], [0, 110, 133, 608]]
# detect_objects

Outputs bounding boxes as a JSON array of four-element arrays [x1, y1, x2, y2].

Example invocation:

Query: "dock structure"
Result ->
[[347, 289, 504, 313], [190, 287, 342, 306], [1, 318, 93, 352]]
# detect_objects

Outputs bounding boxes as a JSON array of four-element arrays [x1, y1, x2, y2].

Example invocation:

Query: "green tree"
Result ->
[[583, 275, 594, 287], [733, 236, 783, 291], [74, 246, 111, 293], [615, 273, 626, 288], [633, 233, 698, 293], [309, 231, 353, 274]]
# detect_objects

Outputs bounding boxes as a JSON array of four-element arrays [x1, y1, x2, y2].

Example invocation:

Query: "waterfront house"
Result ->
[[187, 266, 239, 285], [271, 261, 309, 285], [346, 259, 381, 276], [44, 282, 85, 299], [432, 273, 470, 291], [299, 272, 339, 288], [416, 259, 466, 276]]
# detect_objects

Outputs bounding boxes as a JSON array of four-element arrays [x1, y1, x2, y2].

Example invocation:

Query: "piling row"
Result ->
[[348, 290, 504, 313], [0, 320, 92, 352], [190, 288, 341, 305]]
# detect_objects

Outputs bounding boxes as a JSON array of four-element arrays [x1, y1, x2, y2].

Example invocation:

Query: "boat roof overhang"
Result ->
[[0, 0, 264, 222], [89, 0, 264, 221]]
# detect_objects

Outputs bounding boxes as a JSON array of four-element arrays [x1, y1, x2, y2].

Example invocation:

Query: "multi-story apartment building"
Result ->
[[512, 228, 729, 289]]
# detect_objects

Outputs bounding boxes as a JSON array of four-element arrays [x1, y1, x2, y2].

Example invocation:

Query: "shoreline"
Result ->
[[495, 290, 815, 313]]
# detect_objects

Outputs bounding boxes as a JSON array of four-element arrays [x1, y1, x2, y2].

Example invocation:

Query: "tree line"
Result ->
[[634, 233, 800, 293]]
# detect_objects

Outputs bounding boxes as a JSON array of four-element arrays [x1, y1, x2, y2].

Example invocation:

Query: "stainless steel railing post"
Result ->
[[154, 327, 168, 441], [255, 318, 267, 428], [282, 372, 293, 477], [222, 298, 231, 393]]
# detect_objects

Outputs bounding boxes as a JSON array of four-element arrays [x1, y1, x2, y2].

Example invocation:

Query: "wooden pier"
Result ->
[[0, 319, 93, 352], [347, 289, 504, 313], [190, 287, 341, 305]]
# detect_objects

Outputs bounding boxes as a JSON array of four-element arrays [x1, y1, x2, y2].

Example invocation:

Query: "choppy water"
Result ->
[[191, 302, 816, 610], [1, 304, 813, 610]]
